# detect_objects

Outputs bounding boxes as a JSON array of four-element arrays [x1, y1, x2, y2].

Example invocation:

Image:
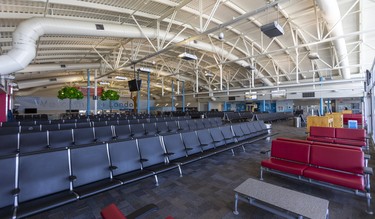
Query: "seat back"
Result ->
[[187, 120, 197, 130], [220, 126, 235, 144], [156, 122, 169, 135], [312, 142, 361, 151], [166, 121, 179, 133], [118, 120, 129, 125], [202, 119, 212, 128], [240, 123, 252, 136], [271, 140, 310, 164], [310, 145, 364, 174], [48, 129, 74, 148], [130, 124, 145, 138], [19, 131, 48, 153], [41, 124, 59, 131], [0, 133, 19, 156], [162, 133, 187, 161], [73, 127, 96, 146], [95, 126, 114, 143], [137, 136, 166, 168], [76, 122, 91, 129], [114, 125, 132, 140], [0, 126, 20, 135], [144, 123, 157, 136], [209, 127, 226, 147], [59, 123, 76, 130], [196, 129, 215, 150], [178, 120, 189, 132], [18, 149, 72, 203], [181, 131, 202, 155], [231, 124, 246, 141], [0, 155, 16, 208], [20, 125, 41, 133], [195, 119, 205, 130], [335, 127, 365, 141], [310, 126, 335, 138], [108, 140, 141, 176], [276, 137, 312, 144], [92, 121, 107, 127], [70, 143, 111, 187]]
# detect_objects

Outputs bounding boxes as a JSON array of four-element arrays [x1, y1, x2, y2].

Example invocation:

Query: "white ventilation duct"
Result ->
[[16, 63, 101, 73], [315, 0, 350, 79], [1, 17, 273, 86]]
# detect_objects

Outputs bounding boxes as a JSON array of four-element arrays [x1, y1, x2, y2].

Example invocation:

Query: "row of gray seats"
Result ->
[[254, 112, 293, 122], [0, 117, 222, 135], [0, 120, 271, 218], [1, 116, 192, 127], [0, 118, 224, 156]]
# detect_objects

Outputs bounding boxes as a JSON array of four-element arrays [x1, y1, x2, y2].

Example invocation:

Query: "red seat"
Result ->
[[270, 140, 311, 164], [101, 204, 126, 219], [303, 166, 364, 191], [334, 138, 365, 147], [276, 137, 312, 144], [261, 158, 308, 175], [309, 126, 335, 138]]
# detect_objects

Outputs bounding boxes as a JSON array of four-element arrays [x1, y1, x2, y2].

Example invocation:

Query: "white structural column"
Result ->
[[94, 69, 98, 115]]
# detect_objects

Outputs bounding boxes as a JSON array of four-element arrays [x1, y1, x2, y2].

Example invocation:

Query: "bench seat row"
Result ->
[[260, 139, 373, 214], [0, 118, 229, 156], [307, 126, 367, 148], [0, 121, 272, 218], [0, 118, 223, 135]]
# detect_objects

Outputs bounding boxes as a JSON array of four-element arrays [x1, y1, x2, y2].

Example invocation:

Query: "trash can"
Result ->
[[293, 117, 301, 128]]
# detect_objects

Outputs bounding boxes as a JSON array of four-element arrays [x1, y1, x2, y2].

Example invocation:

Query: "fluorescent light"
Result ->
[[137, 67, 151, 73], [99, 81, 110, 85], [8, 82, 17, 87], [115, 76, 128, 80], [308, 52, 320, 60], [178, 52, 197, 61], [205, 72, 214, 77]]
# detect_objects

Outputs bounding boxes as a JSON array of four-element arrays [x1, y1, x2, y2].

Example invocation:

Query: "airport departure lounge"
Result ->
[[0, 0, 374, 218]]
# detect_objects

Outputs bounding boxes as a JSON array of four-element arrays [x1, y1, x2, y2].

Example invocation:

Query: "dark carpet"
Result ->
[[28, 120, 375, 219]]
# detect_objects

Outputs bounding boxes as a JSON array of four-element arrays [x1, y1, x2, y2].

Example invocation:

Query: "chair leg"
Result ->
[[178, 165, 183, 177], [231, 148, 235, 156], [154, 175, 159, 186], [260, 167, 264, 181], [366, 193, 373, 214]]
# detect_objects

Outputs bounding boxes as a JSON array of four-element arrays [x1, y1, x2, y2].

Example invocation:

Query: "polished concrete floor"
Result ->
[[28, 120, 375, 219]]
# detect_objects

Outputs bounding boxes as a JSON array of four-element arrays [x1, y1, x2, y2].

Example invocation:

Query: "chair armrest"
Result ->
[[364, 167, 373, 175], [200, 143, 209, 147], [260, 150, 271, 155], [12, 188, 20, 195], [69, 175, 77, 181], [164, 152, 174, 156], [109, 165, 118, 170], [140, 158, 148, 162], [185, 147, 193, 151]]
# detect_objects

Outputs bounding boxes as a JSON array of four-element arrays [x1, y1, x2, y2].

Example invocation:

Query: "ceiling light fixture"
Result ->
[[308, 52, 320, 60], [178, 52, 197, 61], [115, 76, 128, 80], [137, 67, 151, 73]]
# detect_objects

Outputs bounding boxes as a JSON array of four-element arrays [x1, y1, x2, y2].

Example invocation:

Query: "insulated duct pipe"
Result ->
[[315, 0, 351, 79], [17, 75, 84, 89], [1, 17, 273, 86]]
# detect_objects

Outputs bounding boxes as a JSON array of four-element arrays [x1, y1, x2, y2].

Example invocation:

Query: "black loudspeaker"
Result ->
[[261, 21, 284, 38], [128, 79, 142, 92]]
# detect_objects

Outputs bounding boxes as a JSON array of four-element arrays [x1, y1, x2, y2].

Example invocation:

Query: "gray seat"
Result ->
[[48, 129, 74, 149], [108, 140, 156, 185], [16, 149, 78, 218], [73, 127, 96, 146], [0, 155, 17, 219], [0, 133, 19, 156], [19, 131, 49, 153], [70, 143, 121, 199], [137, 136, 181, 177], [94, 126, 114, 143], [114, 125, 133, 140]]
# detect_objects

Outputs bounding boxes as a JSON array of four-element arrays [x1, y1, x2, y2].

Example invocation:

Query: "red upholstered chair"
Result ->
[[101, 203, 159, 219]]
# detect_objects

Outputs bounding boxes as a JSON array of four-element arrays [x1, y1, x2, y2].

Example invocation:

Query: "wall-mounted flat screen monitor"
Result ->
[[128, 79, 142, 92]]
